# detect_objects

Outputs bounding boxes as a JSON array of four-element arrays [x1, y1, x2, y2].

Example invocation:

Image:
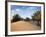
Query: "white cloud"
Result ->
[[15, 9, 21, 14], [11, 8, 34, 20], [16, 9, 20, 11], [11, 10, 15, 20], [11, 9, 23, 20], [11, 10, 15, 16], [11, 9, 21, 16]]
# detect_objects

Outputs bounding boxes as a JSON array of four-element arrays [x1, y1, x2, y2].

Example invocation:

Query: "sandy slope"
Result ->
[[11, 21, 40, 32]]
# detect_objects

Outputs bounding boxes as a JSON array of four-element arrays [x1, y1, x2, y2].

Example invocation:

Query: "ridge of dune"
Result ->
[[11, 21, 40, 32]]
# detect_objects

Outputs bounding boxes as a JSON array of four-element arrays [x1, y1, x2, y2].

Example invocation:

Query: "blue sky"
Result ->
[[11, 5, 41, 19]]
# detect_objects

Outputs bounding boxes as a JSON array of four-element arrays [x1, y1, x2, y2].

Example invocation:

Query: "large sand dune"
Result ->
[[11, 21, 40, 32]]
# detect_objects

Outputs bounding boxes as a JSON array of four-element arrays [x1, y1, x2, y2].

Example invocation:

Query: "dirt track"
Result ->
[[11, 21, 40, 32]]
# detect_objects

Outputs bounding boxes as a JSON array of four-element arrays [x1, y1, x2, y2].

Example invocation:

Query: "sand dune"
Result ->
[[11, 21, 40, 32]]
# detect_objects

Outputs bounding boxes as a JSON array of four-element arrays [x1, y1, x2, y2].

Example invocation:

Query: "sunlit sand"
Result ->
[[11, 21, 40, 32]]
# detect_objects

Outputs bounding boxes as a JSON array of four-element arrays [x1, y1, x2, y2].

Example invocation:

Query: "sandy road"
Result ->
[[11, 21, 40, 32]]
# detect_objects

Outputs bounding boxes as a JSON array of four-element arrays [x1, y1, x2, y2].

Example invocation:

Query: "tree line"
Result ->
[[11, 14, 30, 22], [11, 11, 41, 27]]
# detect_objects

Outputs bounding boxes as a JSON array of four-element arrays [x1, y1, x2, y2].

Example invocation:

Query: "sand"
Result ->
[[11, 21, 40, 32]]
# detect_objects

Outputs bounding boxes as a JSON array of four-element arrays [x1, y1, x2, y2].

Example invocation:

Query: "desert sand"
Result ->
[[11, 21, 40, 32]]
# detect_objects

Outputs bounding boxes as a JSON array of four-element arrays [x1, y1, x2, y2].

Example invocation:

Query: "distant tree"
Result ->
[[32, 11, 41, 20], [11, 14, 21, 23], [32, 11, 41, 26], [25, 17, 30, 21]]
